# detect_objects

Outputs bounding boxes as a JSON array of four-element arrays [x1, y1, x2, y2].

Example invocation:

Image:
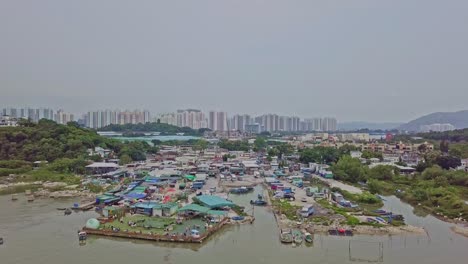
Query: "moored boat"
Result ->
[[78, 231, 87, 241], [280, 229, 293, 243], [230, 187, 254, 194], [294, 234, 303, 244], [250, 200, 267, 206]]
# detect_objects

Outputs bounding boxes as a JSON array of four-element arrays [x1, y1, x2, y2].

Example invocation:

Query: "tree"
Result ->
[[368, 165, 395, 181], [195, 139, 208, 151], [435, 155, 461, 170], [331, 155, 368, 183], [299, 147, 340, 164], [440, 140, 450, 153], [119, 154, 132, 165], [418, 144, 428, 153], [253, 137, 267, 152], [421, 165, 445, 180]]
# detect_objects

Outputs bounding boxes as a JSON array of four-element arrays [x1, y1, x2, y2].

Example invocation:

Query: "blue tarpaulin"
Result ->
[[125, 193, 147, 199]]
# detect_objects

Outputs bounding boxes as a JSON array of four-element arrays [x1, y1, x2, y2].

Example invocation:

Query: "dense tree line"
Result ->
[[0, 120, 158, 175], [298, 145, 360, 164], [418, 128, 468, 142], [218, 139, 250, 151], [98, 122, 208, 136]]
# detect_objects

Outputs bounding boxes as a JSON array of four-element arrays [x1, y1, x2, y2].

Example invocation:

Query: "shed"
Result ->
[[194, 195, 235, 209], [152, 202, 178, 217], [86, 162, 120, 175]]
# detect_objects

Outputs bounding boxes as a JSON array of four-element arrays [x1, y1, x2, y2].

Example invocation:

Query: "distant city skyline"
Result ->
[[1, 106, 338, 132]]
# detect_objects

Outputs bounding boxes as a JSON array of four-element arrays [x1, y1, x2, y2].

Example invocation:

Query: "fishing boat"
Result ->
[[78, 231, 87, 241], [250, 200, 267, 206], [229, 186, 254, 194], [280, 229, 293, 243], [328, 228, 353, 236], [11, 194, 18, 201], [231, 216, 245, 221], [304, 232, 313, 243], [294, 234, 303, 244]]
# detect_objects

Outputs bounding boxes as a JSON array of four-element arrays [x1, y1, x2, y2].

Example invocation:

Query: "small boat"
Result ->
[[229, 187, 254, 194], [250, 200, 267, 206], [257, 194, 263, 200], [231, 216, 245, 221], [294, 234, 303, 244], [27, 195, 34, 202], [0, 237, 3, 245], [78, 231, 87, 241], [304, 232, 313, 243], [280, 229, 293, 243], [11, 194, 18, 201], [64, 208, 72, 215], [57, 208, 67, 211]]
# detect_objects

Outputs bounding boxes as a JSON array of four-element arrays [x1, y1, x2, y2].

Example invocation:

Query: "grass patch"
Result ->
[[101, 215, 208, 235], [271, 199, 302, 221], [0, 184, 41, 195], [23, 168, 81, 185]]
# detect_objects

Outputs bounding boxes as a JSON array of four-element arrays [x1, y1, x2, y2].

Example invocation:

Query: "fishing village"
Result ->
[[1, 120, 468, 255], [3, 142, 432, 247]]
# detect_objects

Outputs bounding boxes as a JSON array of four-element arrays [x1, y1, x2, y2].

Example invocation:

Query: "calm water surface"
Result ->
[[1, 188, 467, 264]]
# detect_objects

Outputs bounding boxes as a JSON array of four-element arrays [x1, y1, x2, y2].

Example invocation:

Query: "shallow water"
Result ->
[[1, 188, 467, 264]]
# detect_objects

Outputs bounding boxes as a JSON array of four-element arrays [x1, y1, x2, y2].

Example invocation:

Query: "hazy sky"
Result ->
[[1, 0, 467, 122]]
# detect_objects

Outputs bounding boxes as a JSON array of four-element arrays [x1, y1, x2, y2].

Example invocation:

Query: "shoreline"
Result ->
[[450, 225, 468, 238]]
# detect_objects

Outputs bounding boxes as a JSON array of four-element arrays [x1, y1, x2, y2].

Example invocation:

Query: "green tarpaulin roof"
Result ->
[[178, 204, 210, 213], [184, 175, 196, 181], [195, 195, 235, 208], [178, 204, 227, 216], [207, 210, 227, 216]]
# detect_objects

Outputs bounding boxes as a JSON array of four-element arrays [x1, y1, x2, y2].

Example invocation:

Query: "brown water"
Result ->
[[1, 187, 467, 264]]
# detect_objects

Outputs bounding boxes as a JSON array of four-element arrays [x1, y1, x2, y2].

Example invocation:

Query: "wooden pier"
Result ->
[[82, 218, 230, 243]]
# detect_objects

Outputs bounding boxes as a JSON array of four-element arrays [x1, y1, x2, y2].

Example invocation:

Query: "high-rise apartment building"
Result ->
[[208, 111, 228, 131], [2, 107, 55, 123], [84, 109, 150, 129], [55, 110, 74, 125], [322, 117, 337, 131], [175, 109, 207, 129], [230, 114, 251, 131]]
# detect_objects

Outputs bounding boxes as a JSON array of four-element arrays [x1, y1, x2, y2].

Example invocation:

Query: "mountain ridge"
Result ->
[[398, 110, 468, 132]]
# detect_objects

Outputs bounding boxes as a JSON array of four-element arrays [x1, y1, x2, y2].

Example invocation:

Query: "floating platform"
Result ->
[[82, 218, 229, 244]]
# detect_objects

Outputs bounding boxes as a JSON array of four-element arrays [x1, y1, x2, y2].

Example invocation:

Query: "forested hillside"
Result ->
[[0, 120, 157, 176]]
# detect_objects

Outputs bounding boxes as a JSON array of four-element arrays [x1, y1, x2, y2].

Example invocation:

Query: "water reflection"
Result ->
[[1, 189, 468, 264]]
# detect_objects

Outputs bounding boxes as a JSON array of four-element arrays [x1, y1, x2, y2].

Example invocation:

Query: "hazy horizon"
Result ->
[[2, 0, 468, 122]]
